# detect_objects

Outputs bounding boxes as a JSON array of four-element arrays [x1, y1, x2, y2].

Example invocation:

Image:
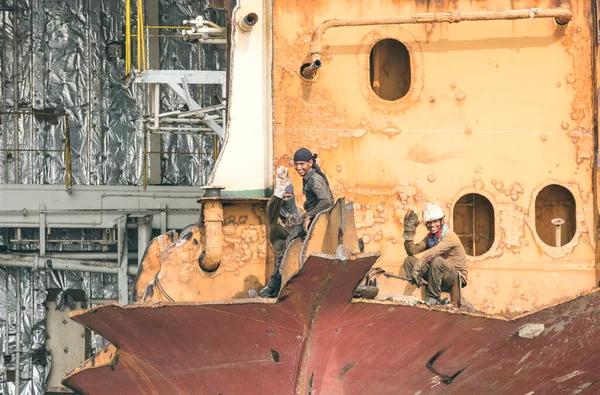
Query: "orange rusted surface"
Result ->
[[64, 251, 600, 394], [133, 230, 179, 301], [273, 0, 598, 314]]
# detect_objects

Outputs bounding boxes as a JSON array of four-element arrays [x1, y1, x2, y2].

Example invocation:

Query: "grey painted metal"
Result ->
[[117, 216, 129, 305], [45, 301, 86, 392], [148, 0, 161, 185], [44, 252, 138, 261], [3, 267, 7, 388], [203, 118, 224, 138], [163, 81, 224, 139], [134, 70, 226, 84], [15, 269, 20, 395], [39, 204, 46, 257], [161, 203, 168, 234], [168, 82, 201, 110], [138, 215, 153, 264], [0, 185, 200, 229], [0, 254, 138, 275]]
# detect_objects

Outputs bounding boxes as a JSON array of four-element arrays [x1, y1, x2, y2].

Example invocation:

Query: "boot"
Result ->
[[248, 286, 277, 298], [425, 297, 441, 306]]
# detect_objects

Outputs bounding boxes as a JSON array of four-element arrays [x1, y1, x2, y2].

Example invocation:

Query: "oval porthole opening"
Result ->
[[369, 39, 411, 101], [453, 193, 495, 256], [535, 184, 576, 247]]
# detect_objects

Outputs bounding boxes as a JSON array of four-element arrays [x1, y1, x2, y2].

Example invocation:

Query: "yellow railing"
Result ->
[[126, 0, 199, 75], [125, 0, 147, 74]]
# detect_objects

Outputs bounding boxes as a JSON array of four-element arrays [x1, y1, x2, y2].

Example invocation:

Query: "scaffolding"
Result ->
[[125, 1, 227, 188]]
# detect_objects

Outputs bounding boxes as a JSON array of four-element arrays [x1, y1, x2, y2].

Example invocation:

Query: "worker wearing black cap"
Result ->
[[250, 149, 333, 298], [292, 147, 333, 233]]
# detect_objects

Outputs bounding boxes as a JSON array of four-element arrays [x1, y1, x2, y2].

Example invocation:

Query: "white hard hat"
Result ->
[[422, 203, 445, 222]]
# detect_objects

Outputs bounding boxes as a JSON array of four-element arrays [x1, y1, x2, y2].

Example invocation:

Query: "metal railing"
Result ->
[[124, 0, 226, 75], [0, 111, 72, 189], [142, 130, 220, 189]]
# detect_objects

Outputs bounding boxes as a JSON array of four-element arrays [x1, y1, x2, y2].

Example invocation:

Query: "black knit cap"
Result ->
[[292, 148, 329, 187], [293, 148, 316, 162]]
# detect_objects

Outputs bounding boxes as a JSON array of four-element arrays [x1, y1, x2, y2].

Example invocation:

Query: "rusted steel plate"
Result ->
[[63, 253, 378, 394], [304, 294, 600, 394], [65, 252, 600, 394]]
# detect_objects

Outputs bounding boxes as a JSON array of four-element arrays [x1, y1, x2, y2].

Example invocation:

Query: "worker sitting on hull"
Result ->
[[402, 203, 468, 306], [251, 148, 333, 298], [250, 166, 302, 298], [292, 148, 333, 235]]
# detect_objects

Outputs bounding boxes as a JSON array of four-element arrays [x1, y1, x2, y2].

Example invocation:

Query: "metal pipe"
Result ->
[[1, 0, 7, 183], [3, 267, 8, 389], [309, 8, 573, 62], [238, 12, 259, 32], [300, 59, 322, 79], [139, 0, 146, 71], [199, 188, 224, 272], [143, 130, 147, 189], [551, 218, 565, 247], [0, 253, 138, 275], [117, 215, 129, 304], [138, 215, 153, 263], [65, 116, 72, 188], [126, 0, 131, 74], [136, 0, 141, 71], [44, 252, 138, 260], [15, 268, 20, 395], [12, 2, 19, 184]]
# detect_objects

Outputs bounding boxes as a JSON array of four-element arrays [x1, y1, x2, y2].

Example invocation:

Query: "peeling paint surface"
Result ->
[[64, 252, 600, 394], [134, 202, 270, 302]]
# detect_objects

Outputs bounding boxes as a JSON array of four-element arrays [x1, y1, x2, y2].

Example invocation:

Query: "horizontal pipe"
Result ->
[[45, 252, 139, 261], [309, 8, 572, 60], [0, 254, 138, 275]]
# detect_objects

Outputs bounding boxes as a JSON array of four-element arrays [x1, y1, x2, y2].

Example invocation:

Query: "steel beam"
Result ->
[[0, 254, 138, 275], [39, 204, 46, 256], [137, 215, 153, 264], [0, 185, 200, 229], [134, 70, 226, 85], [116, 215, 129, 305]]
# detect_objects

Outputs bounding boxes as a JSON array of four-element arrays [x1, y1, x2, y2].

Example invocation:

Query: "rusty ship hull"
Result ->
[[63, 250, 600, 394], [61, 0, 600, 392]]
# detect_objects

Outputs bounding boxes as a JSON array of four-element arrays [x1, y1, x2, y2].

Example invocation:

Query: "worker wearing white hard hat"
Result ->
[[402, 203, 468, 306]]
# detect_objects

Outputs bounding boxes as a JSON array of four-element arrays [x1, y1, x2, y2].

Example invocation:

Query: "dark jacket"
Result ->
[[302, 169, 333, 219]]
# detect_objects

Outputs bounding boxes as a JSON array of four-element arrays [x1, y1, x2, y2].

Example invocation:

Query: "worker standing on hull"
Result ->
[[402, 203, 468, 306]]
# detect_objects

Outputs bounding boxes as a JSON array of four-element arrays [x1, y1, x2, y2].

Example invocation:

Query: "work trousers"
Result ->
[[403, 256, 457, 299], [266, 225, 306, 292]]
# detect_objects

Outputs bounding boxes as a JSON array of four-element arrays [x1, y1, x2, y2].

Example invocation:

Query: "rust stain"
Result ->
[[337, 362, 356, 380]]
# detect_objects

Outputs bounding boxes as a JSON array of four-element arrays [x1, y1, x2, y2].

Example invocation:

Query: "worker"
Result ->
[[250, 148, 333, 298], [292, 148, 333, 234], [249, 166, 302, 298], [402, 203, 468, 306]]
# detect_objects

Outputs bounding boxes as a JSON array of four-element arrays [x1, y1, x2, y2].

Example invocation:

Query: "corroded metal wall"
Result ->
[[272, 0, 597, 314]]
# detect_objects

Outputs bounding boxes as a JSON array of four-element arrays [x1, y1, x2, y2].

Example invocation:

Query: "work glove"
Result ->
[[402, 210, 420, 241], [274, 166, 291, 198], [409, 269, 423, 288]]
